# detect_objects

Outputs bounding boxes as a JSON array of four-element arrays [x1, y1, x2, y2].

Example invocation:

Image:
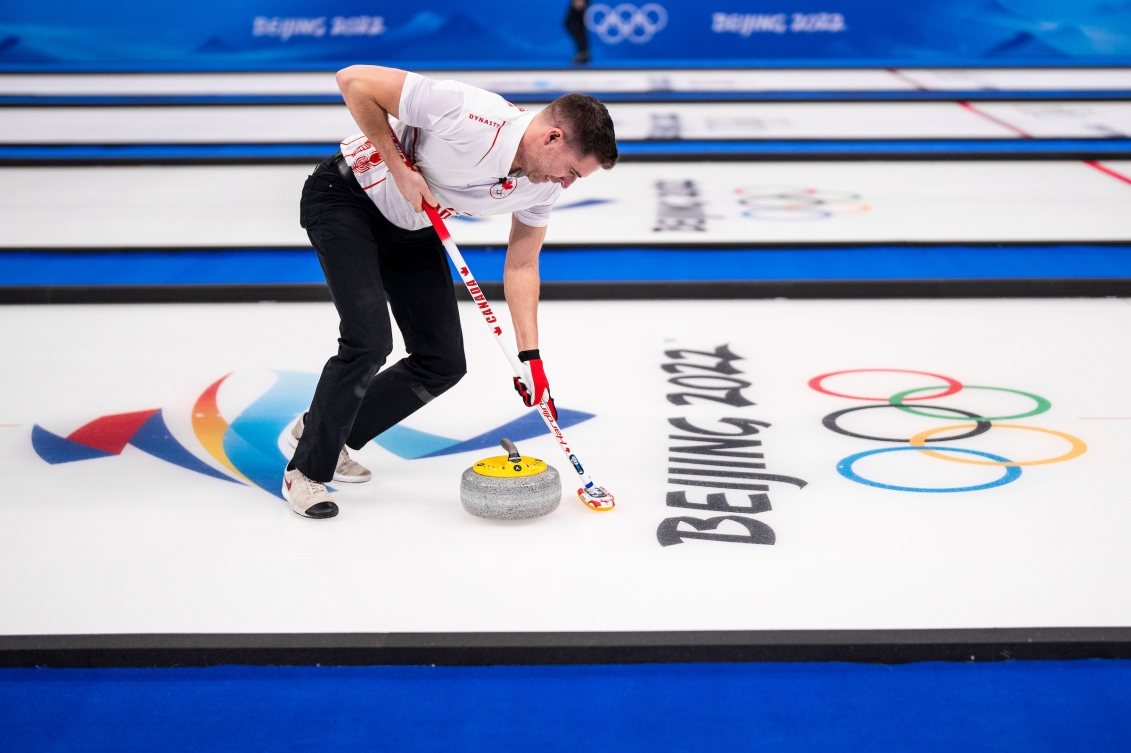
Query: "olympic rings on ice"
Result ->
[[810, 370, 1086, 493], [837, 447, 1022, 493], [890, 385, 1051, 421], [585, 3, 668, 44], [809, 369, 963, 402], [909, 424, 1087, 467], [822, 404, 991, 443], [735, 186, 871, 222]]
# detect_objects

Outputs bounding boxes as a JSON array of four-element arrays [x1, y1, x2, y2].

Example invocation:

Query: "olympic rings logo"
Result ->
[[735, 186, 870, 222], [809, 369, 1087, 493], [585, 3, 668, 44]]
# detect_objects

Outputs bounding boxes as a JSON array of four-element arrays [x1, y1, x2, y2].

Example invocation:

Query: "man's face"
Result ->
[[524, 128, 602, 189]]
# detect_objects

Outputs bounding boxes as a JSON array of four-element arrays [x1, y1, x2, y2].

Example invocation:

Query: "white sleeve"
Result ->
[[397, 72, 465, 132], [513, 204, 553, 228]]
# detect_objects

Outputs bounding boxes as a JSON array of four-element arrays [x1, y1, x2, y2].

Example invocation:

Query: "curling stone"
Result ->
[[460, 438, 561, 520]]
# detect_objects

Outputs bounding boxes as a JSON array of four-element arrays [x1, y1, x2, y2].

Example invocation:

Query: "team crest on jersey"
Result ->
[[353, 154, 373, 173], [490, 179, 517, 199]]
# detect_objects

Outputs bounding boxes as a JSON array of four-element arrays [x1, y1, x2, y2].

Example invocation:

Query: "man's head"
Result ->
[[517, 94, 618, 188]]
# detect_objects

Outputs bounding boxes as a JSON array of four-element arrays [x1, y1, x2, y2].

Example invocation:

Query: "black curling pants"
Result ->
[[291, 154, 466, 483]]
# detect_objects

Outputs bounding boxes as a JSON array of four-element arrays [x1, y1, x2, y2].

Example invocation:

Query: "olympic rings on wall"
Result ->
[[585, 3, 668, 44], [837, 447, 1022, 493], [909, 424, 1087, 467], [810, 369, 1086, 493]]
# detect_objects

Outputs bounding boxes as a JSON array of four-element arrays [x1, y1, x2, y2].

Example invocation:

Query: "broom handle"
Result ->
[[389, 135, 608, 505], [421, 203, 599, 492]]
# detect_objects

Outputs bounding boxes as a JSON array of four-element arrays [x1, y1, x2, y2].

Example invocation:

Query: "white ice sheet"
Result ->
[[607, 101, 1023, 139], [0, 105, 362, 145], [7, 101, 1131, 144], [445, 69, 914, 94], [0, 70, 909, 97], [0, 165, 314, 248], [3, 161, 1129, 248], [974, 102, 1131, 138], [1, 298, 1129, 634], [0, 72, 341, 97], [0, 101, 1024, 144], [3, 68, 1127, 98], [899, 68, 1131, 92]]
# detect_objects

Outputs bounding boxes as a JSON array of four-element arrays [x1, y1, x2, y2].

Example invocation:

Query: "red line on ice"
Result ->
[[956, 101, 1032, 138], [1084, 160, 1131, 185]]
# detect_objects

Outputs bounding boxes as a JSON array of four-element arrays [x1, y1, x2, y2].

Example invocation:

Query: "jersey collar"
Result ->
[[489, 109, 535, 182]]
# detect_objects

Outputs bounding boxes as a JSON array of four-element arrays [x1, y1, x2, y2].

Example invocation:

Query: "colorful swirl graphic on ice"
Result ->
[[32, 370, 594, 499]]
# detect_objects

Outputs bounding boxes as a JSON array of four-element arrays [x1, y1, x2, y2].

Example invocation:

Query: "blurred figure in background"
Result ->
[[565, 0, 590, 64]]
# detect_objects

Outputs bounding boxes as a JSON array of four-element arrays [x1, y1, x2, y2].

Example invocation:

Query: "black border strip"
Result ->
[[2, 278, 1130, 304], [2, 628, 1130, 667]]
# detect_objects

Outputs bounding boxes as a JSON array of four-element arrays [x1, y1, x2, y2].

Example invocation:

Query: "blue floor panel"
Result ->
[[1, 245, 1129, 287], [617, 138, 1131, 157], [0, 249, 326, 286], [5, 90, 1131, 106], [1, 660, 1129, 752], [2, 139, 1129, 162]]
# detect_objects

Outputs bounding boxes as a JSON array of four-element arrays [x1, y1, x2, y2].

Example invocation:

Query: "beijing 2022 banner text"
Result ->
[[1, 0, 1130, 70]]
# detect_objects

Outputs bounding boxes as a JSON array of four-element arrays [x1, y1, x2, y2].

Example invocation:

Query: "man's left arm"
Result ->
[[504, 215, 544, 352], [505, 216, 558, 418]]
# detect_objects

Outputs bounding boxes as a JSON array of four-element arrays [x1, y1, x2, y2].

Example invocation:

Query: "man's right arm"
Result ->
[[335, 65, 436, 212]]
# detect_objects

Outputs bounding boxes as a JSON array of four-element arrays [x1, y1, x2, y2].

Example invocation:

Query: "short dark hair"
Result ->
[[545, 93, 619, 170]]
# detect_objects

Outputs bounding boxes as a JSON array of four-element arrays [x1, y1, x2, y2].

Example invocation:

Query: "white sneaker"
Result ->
[[332, 447, 372, 484], [287, 414, 304, 449], [289, 412, 372, 484], [282, 467, 339, 519]]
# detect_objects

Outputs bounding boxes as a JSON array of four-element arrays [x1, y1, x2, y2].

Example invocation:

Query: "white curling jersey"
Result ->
[[339, 72, 562, 231]]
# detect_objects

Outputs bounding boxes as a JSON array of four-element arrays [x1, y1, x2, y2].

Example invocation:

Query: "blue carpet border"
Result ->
[[3, 138, 1130, 162], [0, 660, 1129, 752], [5, 90, 1131, 106], [1, 245, 1129, 286]]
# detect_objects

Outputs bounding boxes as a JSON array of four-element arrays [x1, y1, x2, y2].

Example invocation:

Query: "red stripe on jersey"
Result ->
[[342, 134, 368, 146], [360, 177, 387, 190], [474, 124, 505, 167], [387, 126, 409, 164]]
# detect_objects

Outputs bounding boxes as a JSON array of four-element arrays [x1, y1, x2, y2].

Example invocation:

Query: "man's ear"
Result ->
[[544, 127, 564, 145]]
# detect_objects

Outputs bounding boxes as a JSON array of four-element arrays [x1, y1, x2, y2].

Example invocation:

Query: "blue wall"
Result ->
[[2, 0, 1130, 70]]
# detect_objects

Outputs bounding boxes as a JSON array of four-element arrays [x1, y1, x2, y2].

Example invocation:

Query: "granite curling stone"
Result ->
[[460, 438, 561, 520]]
